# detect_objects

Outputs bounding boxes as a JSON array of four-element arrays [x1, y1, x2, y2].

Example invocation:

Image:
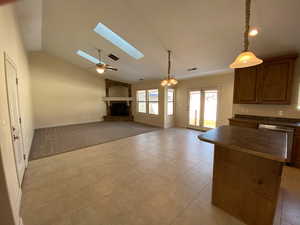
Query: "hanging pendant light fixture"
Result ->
[[230, 0, 263, 69], [161, 50, 178, 86]]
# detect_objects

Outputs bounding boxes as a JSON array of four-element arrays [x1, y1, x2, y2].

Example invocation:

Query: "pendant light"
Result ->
[[230, 0, 263, 69], [161, 50, 178, 87]]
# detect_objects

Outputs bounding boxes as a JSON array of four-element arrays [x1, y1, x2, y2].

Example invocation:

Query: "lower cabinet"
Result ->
[[292, 131, 300, 168]]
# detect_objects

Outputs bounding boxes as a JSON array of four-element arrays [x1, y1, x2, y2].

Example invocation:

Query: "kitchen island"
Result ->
[[198, 125, 287, 225]]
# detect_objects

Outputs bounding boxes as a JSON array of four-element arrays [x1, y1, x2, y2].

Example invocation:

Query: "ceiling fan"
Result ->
[[95, 49, 118, 74]]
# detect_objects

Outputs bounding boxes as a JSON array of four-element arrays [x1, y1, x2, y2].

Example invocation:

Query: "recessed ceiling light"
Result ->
[[249, 28, 258, 37], [94, 23, 144, 60]]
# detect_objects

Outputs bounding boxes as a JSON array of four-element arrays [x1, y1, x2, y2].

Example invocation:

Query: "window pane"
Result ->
[[137, 90, 146, 101], [148, 89, 159, 102], [138, 102, 146, 113], [168, 102, 173, 115], [168, 89, 174, 101], [149, 102, 159, 115], [203, 90, 218, 128]]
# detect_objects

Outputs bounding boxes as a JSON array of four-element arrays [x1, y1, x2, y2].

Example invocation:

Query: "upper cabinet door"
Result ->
[[258, 59, 294, 104], [233, 54, 297, 105], [233, 66, 258, 104]]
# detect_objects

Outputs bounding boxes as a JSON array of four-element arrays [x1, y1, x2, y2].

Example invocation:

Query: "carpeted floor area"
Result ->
[[29, 121, 159, 160]]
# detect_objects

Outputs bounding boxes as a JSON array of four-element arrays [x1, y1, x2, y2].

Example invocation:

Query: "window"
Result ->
[[137, 90, 146, 113], [136, 89, 159, 115], [167, 89, 175, 115], [148, 89, 159, 115], [76, 50, 103, 64], [94, 23, 144, 60]]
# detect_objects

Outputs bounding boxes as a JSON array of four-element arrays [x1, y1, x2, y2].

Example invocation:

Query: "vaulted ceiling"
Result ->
[[17, 0, 300, 82]]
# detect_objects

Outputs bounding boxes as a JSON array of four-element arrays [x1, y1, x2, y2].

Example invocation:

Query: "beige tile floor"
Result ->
[[21, 128, 300, 225]]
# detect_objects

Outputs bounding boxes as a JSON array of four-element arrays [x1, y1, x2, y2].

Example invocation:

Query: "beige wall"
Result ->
[[29, 52, 106, 128], [109, 86, 129, 97], [0, 152, 15, 225], [132, 80, 168, 128], [175, 73, 234, 128], [233, 60, 300, 118], [0, 4, 34, 225]]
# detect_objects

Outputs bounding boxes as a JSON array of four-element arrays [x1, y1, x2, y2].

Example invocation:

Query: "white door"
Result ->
[[188, 89, 218, 130], [5, 55, 25, 184]]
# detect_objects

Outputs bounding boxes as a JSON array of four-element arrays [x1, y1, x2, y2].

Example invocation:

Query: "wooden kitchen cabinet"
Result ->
[[292, 130, 300, 168], [233, 66, 259, 104], [233, 54, 297, 105]]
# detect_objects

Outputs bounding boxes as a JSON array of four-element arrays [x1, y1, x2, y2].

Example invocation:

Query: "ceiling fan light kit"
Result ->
[[95, 49, 118, 74], [230, 0, 263, 69], [161, 50, 178, 87], [96, 64, 105, 74]]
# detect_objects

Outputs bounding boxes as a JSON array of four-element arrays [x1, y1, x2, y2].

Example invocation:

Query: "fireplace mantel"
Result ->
[[103, 97, 133, 102]]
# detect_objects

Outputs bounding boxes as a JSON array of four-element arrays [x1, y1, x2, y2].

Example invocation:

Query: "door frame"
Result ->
[[186, 87, 220, 131], [3, 52, 26, 184]]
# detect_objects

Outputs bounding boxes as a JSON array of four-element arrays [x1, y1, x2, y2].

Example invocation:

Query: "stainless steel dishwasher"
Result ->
[[258, 124, 294, 163]]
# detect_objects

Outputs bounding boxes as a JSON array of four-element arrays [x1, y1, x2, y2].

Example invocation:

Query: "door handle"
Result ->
[[13, 135, 19, 141]]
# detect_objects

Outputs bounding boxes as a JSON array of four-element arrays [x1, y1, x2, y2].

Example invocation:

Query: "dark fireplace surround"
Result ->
[[110, 102, 129, 116], [103, 79, 133, 121]]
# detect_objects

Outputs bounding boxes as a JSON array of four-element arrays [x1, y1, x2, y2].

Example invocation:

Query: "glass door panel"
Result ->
[[203, 90, 218, 129], [188, 91, 201, 127], [188, 89, 218, 130]]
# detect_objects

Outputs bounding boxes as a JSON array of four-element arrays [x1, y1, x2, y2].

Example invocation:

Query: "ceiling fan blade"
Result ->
[[106, 65, 118, 71], [107, 67, 118, 71]]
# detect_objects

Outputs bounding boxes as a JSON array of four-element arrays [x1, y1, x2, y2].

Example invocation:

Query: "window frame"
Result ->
[[147, 89, 159, 115], [136, 90, 147, 113], [135, 88, 160, 115], [167, 88, 175, 116]]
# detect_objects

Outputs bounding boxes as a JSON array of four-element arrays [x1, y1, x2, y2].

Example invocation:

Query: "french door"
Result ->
[[188, 89, 218, 130]]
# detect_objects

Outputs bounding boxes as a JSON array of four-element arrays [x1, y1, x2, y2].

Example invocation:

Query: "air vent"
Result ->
[[108, 54, 119, 61], [187, 67, 197, 72]]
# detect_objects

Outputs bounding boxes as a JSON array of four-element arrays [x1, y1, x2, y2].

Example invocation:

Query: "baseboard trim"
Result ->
[[35, 119, 104, 130]]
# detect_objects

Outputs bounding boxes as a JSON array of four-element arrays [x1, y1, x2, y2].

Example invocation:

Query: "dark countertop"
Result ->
[[198, 125, 288, 162], [230, 114, 300, 128]]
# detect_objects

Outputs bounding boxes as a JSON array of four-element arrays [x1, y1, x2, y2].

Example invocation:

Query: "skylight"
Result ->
[[76, 50, 104, 64], [94, 23, 144, 60]]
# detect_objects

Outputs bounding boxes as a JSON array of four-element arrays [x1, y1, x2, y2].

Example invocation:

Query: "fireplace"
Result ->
[[110, 102, 129, 116], [103, 79, 133, 121]]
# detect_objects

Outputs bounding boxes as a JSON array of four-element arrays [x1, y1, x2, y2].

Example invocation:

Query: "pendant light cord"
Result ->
[[244, 0, 251, 51], [168, 50, 171, 79]]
